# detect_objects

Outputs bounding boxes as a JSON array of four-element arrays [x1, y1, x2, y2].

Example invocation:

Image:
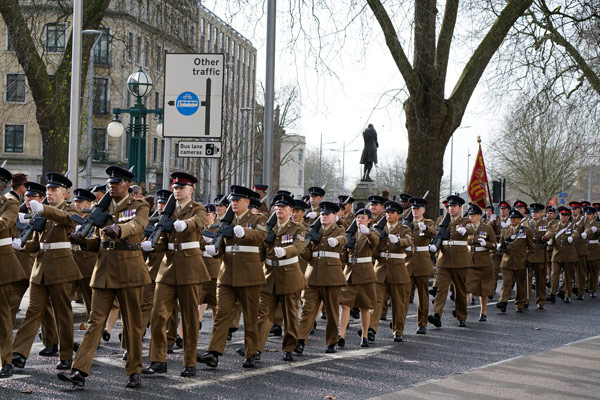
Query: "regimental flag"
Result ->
[[549, 196, 556, 206], [468, 143, 489, 208]]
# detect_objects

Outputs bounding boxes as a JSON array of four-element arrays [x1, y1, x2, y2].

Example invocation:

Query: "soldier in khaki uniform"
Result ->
[[255, 194, 306, 361], [57, 166, 150, 389], [569, 201, 589, 300], [496, 209, 534, 312], [12, 173, 82, 371], [339, 208, 378, 347], [142, 172, 209, 378], [11, 181, 59, 357], [490, 201, 510, 299], [429, 195, 474, 328], [338, 195, 355, 227], [366, 201, 413, 342], [398, 193, 412, 219], [198, 203, 221, 324], [295, 201, 348, 354], [368, 195, 386, 224], [305, 186, 325, 225], [292, 199, 310, 274], [253, 184, 270, 216], [0, 167, 27, 378], [197, 185, 267, 369], [525, 203, 549, 309], [543, 206, 579, 303], [71, 188, 99, 318], [465, 204, 496, 321], [406, 198, 436, 334], [585, 205, 600, 297]]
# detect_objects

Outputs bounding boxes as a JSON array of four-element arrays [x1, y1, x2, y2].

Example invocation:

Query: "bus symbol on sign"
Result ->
[[176, 92, 199, 116]]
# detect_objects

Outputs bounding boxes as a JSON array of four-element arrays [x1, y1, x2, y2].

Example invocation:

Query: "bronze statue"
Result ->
[[360, 124, 378, 181]]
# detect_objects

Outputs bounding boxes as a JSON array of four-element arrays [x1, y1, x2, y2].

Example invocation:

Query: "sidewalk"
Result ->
[[370, 335, 600, 400], [14, 288, 89, 328]]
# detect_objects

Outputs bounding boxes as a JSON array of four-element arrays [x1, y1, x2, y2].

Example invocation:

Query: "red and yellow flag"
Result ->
[[468, 143, 488, 208]]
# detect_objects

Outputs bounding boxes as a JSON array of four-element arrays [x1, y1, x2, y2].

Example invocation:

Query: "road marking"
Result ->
[[170, 345, 394, 389]]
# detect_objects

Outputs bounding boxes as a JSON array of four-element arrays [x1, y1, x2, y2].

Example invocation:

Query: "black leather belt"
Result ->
[[101, 241, 140, 251]]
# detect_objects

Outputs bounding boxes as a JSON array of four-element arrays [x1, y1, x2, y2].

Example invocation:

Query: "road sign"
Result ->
[[177, 141, 222, 158], [163, 53, 224, 138], [560, 198, 565, 205], [558, 192, 568, 197]]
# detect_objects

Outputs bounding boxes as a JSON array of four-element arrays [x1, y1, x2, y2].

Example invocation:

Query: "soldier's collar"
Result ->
[[176, 199, 191, 210], [387, 222, 398, 230], [112, 195, 129, 208], [235, 209, 249, 221]]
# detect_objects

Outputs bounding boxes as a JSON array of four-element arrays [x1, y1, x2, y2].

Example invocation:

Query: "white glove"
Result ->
[[388, 234, 399, 244], [359, 224, 369, 234], [274, 246, 286, 258], [18, 212, 30, 225], [457, 227, 467, 236], [12, 238, 24, 250], [477, 238, 486, 246], [234, 225, 245, 238], [501, 221, 509, 229], [327, 237, 339, 247], [592, 226, 598, 233], [206, 245, 217, 256], [489, 214, 497, 222], [335, 215, 340, 222], [306, 211, 317, 219], [567, 236, 573, 243], [202, 235, 213, 244], [141, 240, 154, 251], [29, 200, 44, 214], [75, 225, 81, 232], [429, 244, 437, 252], [547, 239, 553, 246], [581, 232, 587, 240], [174, 220, 187, 232], [496, 243, 501, 250], [418, 222, 426, 231]]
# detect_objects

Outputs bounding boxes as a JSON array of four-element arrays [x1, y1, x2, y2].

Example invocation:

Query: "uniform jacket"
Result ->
[[304, 206, 320, 226], [342, 227, 378, 284], [468, 222, 496, 267], [500, 223, 534, 270], [154, 200, 210, 285], [302, 223, 347, 286], [200, 224, 222, 279], [23, 201, 82, 285], [216, 210, 267, 287], [543, 221, 579, 263], [572, 214, 589, 256], [436, 216, 474, 268], [587, 218, 600, 261], [0, 192, 27, 285], [261, 219, 306, 294], [406, 217, 435, 277], [526, 218, 549, 264], [72, 210, 98, 279], [83, 195, 151, 288], [341, 211, 354, 227], [374, 222, 413, 284]]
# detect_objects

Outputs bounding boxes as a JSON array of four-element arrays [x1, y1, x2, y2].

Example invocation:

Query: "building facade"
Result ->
[[277, 134, 306, 199]]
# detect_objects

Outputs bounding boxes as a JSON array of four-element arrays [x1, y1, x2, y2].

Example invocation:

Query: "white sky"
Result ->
[[204, 1, 506, 195]]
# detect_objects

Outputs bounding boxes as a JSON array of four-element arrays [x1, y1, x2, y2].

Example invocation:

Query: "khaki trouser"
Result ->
[[492, 254, 502, 293], [10, 280, 57, 347], [1, 284, 14, 364], [551, 261, 575, 297], [273, 303, 284, 327], [230, 300, 242, 329], [370, 282, 411, 336], [13, 281, 75, 361], [499, 268, 527, 308], [208, 284, 262, 358], [409, 275, 430, 328], [588, 259, 600, 294], [576, 255, 589, 297], [298, 286, 341, 346], [257, 291, 300, 352], [433, 267, 468, 321], [528, 262, 546, 306], [72, 286, 144, 376], [149, 283, 202, 367], [74, 277, 92, 319]]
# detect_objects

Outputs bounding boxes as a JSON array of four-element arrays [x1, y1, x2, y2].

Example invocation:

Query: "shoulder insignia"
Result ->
[[257, 224, 267, 232], [297, 233, 305, 241]]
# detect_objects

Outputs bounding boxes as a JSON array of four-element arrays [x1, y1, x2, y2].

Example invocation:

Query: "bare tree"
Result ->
[[372, 150, 406, 197], [303, 146, 341, 200]]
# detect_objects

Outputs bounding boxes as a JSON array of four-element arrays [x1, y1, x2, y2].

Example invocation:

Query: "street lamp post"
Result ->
[[107, 68, 162, 190], [449, 125, 471, 195]]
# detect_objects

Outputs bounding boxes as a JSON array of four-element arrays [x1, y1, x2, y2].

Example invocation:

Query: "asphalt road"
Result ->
[[2, 290, 600, 400]]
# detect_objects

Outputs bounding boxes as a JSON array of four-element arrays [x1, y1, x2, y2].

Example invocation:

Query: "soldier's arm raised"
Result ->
[[119, 200, 149, 239], [239, 215, 268, 244], [282, 225, 306, 258], [0, 198, 18, 230], [41, 203, 78, 227], [182, 203, 207, 232]]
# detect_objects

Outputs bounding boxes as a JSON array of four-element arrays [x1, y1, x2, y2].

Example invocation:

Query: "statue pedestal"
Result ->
[[352, 180, 377, 207]]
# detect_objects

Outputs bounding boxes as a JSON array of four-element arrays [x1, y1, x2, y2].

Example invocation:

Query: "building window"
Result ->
[[94, 30, 110, 65], [93, 78, 109, 115], [156, 4, 162, 26], [144, 38, 150, 67], [297, 169, 303, 187], [298, 148, 303, 162], [6, 30, 14, 51], [4, 124, 24, 153], [45, 24, 66, 52], [92, 127, 107, 162], [127, 32, 133, 61], [153, 137, 158, 165], [154, 91, 160, 109], [160, 139, 165, 164], [190, 25, 195, 47], [155, 44, 162, 71], [136, 35, 141, 65], [6, 74, 26, 103]]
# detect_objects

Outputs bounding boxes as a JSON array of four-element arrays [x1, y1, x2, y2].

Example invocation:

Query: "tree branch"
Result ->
[[435, 0, 459, 86]]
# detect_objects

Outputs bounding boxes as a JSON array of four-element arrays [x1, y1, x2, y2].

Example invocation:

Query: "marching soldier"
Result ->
[[292, 199, 310, 274], [585, 206, 600, 298], [465, 204, 496, 321], [305, 187, 325, 225], [429, 195, 473, 328], [525, 203, 549, 309], [496, 208, 534, 312], [0, 167, 27, 378], [543, 206, 579, 303], [198, 203, 221, 325], [338, 195, 355, 226], [338, 208, 378, 347], [405, 197, 435, 334], [58, 166, 150, 389], [295, 201, 348, 354], [256, 194, 306, 361], [253, 184, 270, 216], [12, 173, 82, 371], [398, 193, 412, 218], [490, 201, 511, 298], [197, 185, 267, 368], [368, 195, 386, 223], [514, 200, 529, 219], [570, 201, 589, 300], [89, 184, 107, 204], [142, 172, 209, 378], [366, 200, 413, 342]]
